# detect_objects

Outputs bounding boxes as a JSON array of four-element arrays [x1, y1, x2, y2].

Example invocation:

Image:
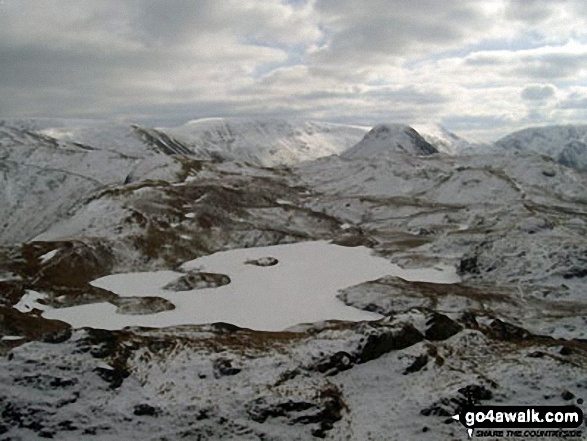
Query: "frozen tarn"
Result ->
[[43, 241, 459, 331]]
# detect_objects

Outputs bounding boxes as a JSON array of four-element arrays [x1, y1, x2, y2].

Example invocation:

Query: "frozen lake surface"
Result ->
[[42, 241, 459, 331]]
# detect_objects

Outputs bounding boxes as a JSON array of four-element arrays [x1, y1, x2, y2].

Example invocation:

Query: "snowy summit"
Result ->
[[341, 123, 438, 159]]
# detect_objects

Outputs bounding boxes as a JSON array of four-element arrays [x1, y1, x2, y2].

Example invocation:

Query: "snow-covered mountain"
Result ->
[[0, 118, 369, 244], [412, 123, 478, 155], [341, 123, 438, 159], [494, 124, 587, 172], [162, 118, 369, 166], [2, 117, 587, 440], [0, 119, 188, 245]]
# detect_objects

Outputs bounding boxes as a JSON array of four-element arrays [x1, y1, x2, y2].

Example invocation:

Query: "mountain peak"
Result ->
[[341, 123, 438, 159]]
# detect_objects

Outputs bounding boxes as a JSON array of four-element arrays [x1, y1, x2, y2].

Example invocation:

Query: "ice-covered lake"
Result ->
[[42, 241, 459, 331]]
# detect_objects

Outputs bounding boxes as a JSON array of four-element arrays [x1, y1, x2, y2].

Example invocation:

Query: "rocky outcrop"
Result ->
[[163, 272, 230, 291], [112, 297, 176, 315]]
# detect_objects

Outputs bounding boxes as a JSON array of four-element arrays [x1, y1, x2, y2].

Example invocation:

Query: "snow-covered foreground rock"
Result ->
[[1, 118, 587, 439], [1, 313, 585, 440]]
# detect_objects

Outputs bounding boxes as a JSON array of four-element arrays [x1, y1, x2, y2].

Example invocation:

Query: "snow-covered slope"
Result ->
[[412, 123, 479, 155], [341, 124, 438, 159], [162, 118, 369, 166], [2, 118, 587, 440], [0, 119, 185, 244], [0, 117, 368, 243], [494, 124, 587, 172], [1, 118, 192, 157]]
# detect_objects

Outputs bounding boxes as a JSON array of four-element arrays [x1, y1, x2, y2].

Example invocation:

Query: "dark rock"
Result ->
[[49, 377, 77, 388], [196, 409, 210, 421], [560, 346, 574, 356], [163, 271, 231, 291], [41, 328, 72, 344], [420, 404, 452, 417], [425, 313, 463, 341], [296, 387, 345, 438], [213, 359, 241, 377], [315, 351, 354, 376], [563, 268, 587, 279], [210, 322, 241, 334], [147, 339, 174, 353], [404, 354, 429, 375], [79, 328, 122, 359], [0, 306, 70, 341], [561, 390, 575, 401], [458, 385, 493, 403], [527, 351, 546, 358], [248, 386, 344, 438], [134, 404, 158, 416], [112, 296, 175, 315], [245, 257, 278, 267], [94, 366, 130, 389], [489, 319, 531, 341], [248, 399, 316, 424], [358, 324, 424, 363], [422, 384, 493, 418], [0, 281, 25, 307], [459, 256, 480, 275], [57, 420, 77, 431], [459, 312, 478, 328], [332, 235, 375, 248]]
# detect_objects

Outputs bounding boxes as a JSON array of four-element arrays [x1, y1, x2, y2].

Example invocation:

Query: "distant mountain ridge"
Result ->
[[412, 123, 480, 155], [494, 125, 587, 172], [162, 117, 369, 166]]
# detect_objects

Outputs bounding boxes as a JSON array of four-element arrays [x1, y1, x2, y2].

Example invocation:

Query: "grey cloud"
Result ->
[[0, 0, 585, 140], [559, 93, 587, 109], [442, 114, 515, 131], [504, 0, 561, 24], [464, 50, 587, 82], [311, 0, 488, 69], [465, 54, 503, 67], [521, 85, 555, 101], [364, 86, 449, 106], [513, 53, 587, 80]]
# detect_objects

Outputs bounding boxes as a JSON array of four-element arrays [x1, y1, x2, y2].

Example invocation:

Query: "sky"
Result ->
[[1, 0, 586, 141]]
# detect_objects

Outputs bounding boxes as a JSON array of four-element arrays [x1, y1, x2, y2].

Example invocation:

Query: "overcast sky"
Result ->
[[1, 0, 586, 140]]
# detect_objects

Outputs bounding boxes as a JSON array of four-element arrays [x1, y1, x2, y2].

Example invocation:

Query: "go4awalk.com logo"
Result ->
[[452, 405, 584, 438]]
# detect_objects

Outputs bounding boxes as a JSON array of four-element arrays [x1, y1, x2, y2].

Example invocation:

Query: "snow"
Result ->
[[42, 241, 459, 331], [1, 336, 25, 341], [494, 124, 587, 171], [39, 249, 58, 264], [14, 290, 49, 313], [342, 123, 438, 159], [162, 118, 370, 166], [413, 122, 479, 155]]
